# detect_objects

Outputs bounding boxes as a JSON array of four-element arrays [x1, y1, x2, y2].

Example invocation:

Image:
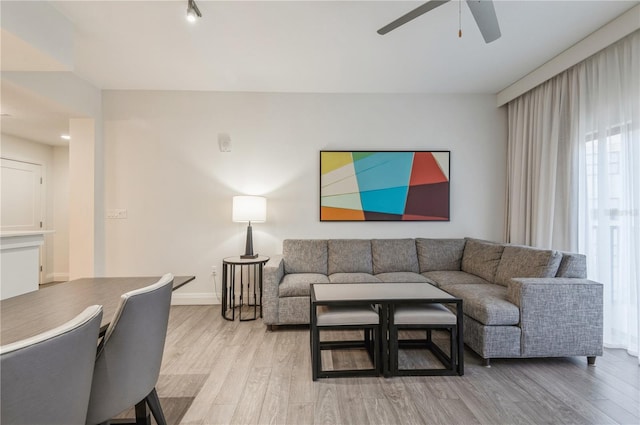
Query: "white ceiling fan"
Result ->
[[377, 0, 501, 44]]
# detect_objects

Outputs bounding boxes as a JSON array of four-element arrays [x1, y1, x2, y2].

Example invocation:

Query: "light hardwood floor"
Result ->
[[148, 305, 639, 425]]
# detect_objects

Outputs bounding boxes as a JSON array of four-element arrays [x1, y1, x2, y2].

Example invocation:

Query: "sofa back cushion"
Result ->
[[556, 252, 587, 278], [416, 238, 466, 272], [283, 239, 328, 274], [461, 238, 505, 282], [371, 239, 419, 274], [328, 239, 373, 274], [494, 245, 563, 287]]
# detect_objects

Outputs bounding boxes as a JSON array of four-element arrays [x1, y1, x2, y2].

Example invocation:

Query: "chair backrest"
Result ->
[[85, 273, 174, 425], [1, 305, 103, 425]]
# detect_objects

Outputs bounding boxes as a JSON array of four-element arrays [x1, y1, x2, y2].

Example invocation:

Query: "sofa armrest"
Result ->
[[263, 255, 285, 325], [507, 278, 603, 357]]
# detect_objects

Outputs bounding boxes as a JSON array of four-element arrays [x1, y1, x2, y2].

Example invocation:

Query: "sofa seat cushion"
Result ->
[[279, 273, 330, 297], [494, 245, 562, 287], [416, 238, 466, 272], [443, 284, 520, 326], [283, 239, 327, 274], [422, 271, 491, 288], [328, 273, 381, 283], [328, 239, 373, 274], [371, 239, 419, 274], [375, 272, 431, 283], [461, 238, 505, 282]]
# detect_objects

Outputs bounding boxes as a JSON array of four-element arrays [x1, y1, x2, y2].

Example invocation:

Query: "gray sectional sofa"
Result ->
[[263, 238, 603, 365]]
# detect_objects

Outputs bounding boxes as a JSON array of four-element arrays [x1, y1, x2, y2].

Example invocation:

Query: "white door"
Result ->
[[1, 158, 43, 232], [1, 158, 44, 284]]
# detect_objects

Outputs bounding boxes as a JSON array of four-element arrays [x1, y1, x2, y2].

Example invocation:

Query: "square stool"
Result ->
[[389, 303, 458, 376], [311, 304, 381, 380]]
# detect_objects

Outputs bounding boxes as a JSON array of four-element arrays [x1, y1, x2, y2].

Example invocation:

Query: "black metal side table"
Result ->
[[221, 256, 269, 321]]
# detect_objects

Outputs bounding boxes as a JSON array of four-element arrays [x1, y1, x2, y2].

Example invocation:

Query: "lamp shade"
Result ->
[[232, 196, 266, 223]]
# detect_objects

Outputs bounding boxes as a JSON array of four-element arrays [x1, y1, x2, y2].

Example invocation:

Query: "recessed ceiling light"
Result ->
[[61, 134, 71, 140]]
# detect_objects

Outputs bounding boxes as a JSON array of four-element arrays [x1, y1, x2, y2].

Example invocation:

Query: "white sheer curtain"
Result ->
[[506, 30, 640, 360], [578, 31, 639, 358]]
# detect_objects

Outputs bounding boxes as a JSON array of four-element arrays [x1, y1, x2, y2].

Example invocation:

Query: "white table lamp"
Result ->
[[232, 196, 266, 259]]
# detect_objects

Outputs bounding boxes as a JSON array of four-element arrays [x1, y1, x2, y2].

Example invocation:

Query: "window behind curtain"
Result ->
[[506, 30, 639, 360], [579, 30, 639, 356], [583, 124, 637, 350]]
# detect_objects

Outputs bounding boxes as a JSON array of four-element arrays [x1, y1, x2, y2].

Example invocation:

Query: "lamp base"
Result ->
[[241, 223, 258, 259]]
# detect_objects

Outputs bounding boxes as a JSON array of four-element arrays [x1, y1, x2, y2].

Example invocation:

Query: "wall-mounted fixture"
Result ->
[[60, 134, 71, 140], [218, 133, 232, 152], [232, 196, 266, 259], [186, 0, 202, 23]]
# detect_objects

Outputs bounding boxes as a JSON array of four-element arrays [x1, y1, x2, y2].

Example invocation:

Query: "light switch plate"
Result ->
[[106, 209, 128, 219]]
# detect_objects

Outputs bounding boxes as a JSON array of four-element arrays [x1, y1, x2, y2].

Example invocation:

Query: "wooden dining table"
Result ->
[[0, 275, 195, 345]]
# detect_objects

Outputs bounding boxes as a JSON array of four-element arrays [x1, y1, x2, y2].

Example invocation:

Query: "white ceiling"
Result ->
[[1, 0, 638, 145], [52, 0, 638, 93], [0, 80, 76, 147]]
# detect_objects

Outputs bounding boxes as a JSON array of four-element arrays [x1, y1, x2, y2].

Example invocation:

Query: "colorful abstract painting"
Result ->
[[320, 151, 450, 221]]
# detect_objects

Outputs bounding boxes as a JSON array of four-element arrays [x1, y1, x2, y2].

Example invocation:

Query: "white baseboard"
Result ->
[[53, 272, 69, 281], [171, 293, 220, 305], [42, 272, 69, 283]]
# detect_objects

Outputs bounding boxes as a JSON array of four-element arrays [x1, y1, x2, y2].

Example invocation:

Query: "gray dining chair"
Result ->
[[1, 305, 103, 425], [85, 273, 174, 425]]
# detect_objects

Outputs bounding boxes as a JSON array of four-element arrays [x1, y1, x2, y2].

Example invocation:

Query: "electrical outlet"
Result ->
[[211, 266, 217, 276]]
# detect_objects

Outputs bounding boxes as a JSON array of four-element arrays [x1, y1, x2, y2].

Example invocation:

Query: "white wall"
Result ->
[[103, 91, 507, 303], [68, 118, 95, 279], [52, 145, 69, 280], [3, 71, 105, 275], [0, 133, 69, 282]]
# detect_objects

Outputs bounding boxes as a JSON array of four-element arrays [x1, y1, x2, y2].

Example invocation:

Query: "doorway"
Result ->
[[1, 157, 45, 283], [1, 157, 43, 231]]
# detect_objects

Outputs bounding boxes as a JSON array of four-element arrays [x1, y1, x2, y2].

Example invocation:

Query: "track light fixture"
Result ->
[[186, 0, 202, 23]]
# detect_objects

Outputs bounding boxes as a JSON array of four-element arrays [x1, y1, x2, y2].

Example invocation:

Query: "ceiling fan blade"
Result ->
[[465, 0, 501, 43], [377, 0, 450, 35]]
